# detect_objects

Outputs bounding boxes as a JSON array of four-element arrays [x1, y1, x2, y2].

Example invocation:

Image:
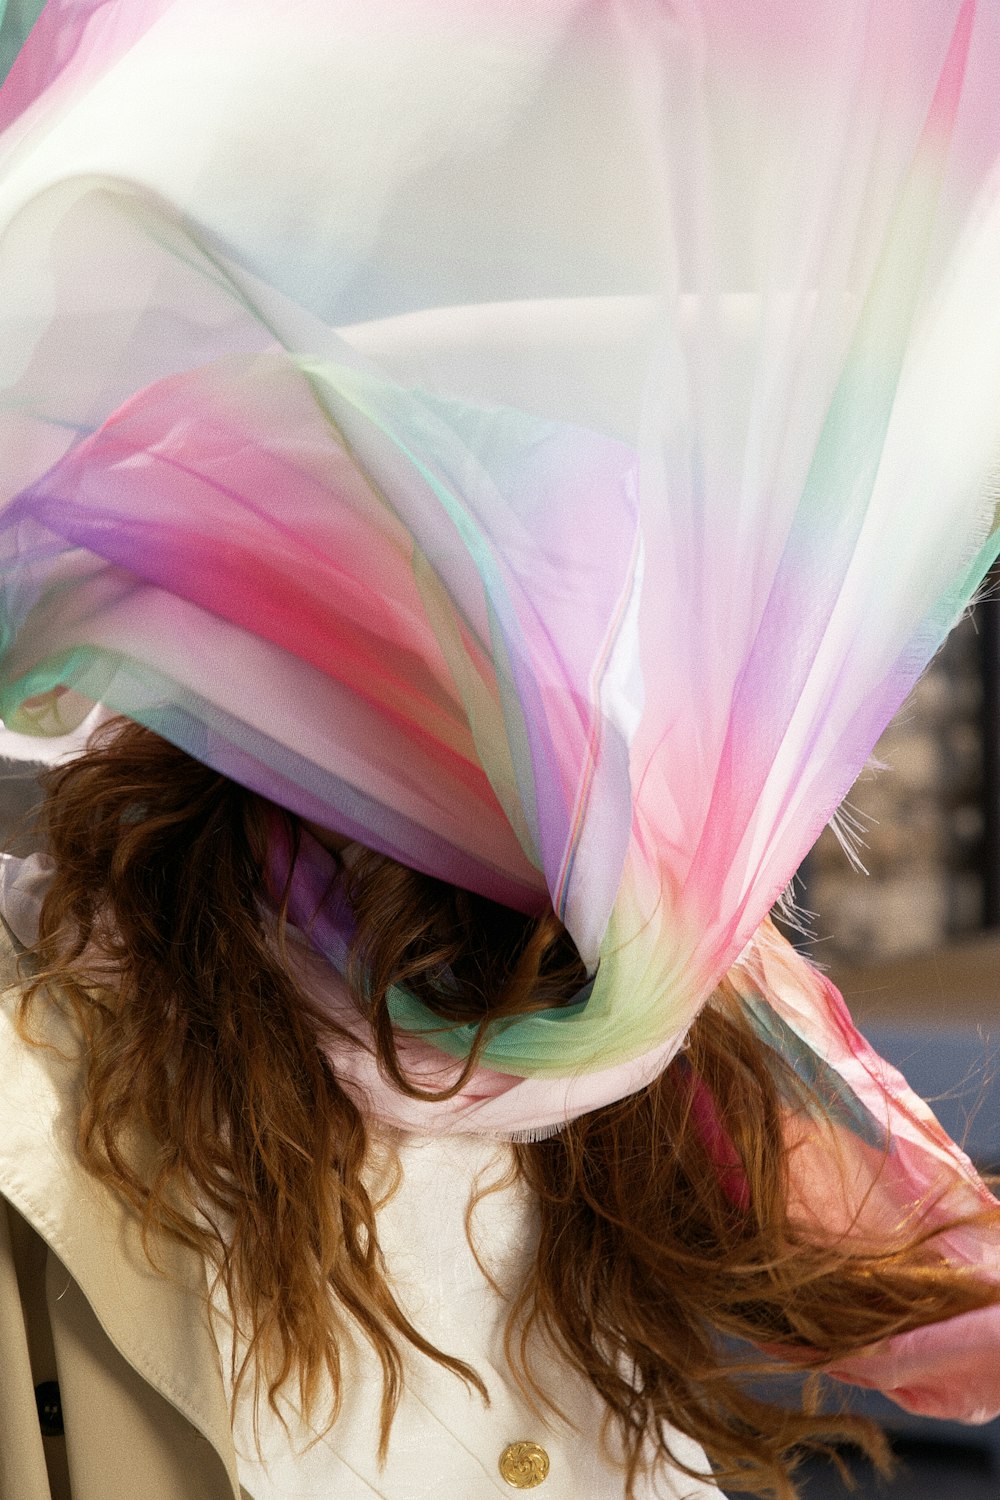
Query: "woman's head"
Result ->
[[16, 714, 594, 1456], [15, 712, 1000, 1500]]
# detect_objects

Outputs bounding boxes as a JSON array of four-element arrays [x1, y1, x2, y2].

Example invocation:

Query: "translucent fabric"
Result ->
[[2, 0, 1000, 1421], [3, 0, 1000, 1077]]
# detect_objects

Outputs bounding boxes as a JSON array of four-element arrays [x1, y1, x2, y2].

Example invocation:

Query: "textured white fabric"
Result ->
[[210, 1132, 718, 1499]]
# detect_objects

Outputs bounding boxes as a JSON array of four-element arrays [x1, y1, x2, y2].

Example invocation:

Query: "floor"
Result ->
[[796, 1439, 998, 1499], [724, 1437, 999, 1499]]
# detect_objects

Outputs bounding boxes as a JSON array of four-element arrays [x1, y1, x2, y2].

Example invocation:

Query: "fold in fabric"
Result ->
[[2, 0, 1000, 1424]]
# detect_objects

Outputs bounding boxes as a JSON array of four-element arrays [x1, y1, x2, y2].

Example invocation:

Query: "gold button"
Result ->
[[499, 1440, 550, 1489]]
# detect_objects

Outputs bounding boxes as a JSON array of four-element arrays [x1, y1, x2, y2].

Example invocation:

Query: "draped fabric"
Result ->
[[2, 0, 1000, 1421]]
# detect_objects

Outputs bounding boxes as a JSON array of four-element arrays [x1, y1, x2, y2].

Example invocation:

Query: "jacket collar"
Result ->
[[0, 919, 241, 1499]]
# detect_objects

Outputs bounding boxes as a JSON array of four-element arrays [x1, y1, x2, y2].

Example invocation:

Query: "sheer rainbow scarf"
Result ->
[[3, 0, 1000, 1422]]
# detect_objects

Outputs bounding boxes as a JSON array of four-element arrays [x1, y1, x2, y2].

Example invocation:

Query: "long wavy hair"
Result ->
[[15, 716, 1000, 1499]]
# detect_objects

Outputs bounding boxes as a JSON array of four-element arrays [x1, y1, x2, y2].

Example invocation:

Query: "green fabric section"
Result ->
[[739, 993, 886, 1150], [385, 973, 596, 1066], [0, 0, 45, 87]]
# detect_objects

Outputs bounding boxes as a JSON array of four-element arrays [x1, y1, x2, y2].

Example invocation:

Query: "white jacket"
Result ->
[[0, 918, 716, 1500]]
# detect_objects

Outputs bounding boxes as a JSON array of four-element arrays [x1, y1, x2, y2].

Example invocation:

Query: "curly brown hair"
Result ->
[[15, 716, 1000, 1498]]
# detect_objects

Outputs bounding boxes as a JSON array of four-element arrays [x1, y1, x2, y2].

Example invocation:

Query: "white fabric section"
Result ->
[[210, 1133, 718, 1500]]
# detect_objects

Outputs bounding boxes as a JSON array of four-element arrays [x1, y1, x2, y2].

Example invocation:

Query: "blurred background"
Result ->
[[807, 579, 1000, 971]]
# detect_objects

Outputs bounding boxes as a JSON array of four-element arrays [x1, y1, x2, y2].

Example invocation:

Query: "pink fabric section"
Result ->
[[737, 925, 997, 1240], [687, 1072, 750, 1211], [826, 1306, 1000, 1424], [0, 0, 172, 137], [732, 924, 1000, 1420]]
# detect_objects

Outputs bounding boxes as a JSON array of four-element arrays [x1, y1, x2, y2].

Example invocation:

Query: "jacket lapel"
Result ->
[[0, 925, 241, 1499]]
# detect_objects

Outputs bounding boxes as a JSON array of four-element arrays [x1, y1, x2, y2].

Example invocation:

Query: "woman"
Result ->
[[3, 1, 1000, 1497]]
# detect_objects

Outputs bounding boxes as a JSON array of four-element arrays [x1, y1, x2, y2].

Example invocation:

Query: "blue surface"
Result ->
[[724, 1439, 998, 1499], [863, 1023, 1000, 1167]]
